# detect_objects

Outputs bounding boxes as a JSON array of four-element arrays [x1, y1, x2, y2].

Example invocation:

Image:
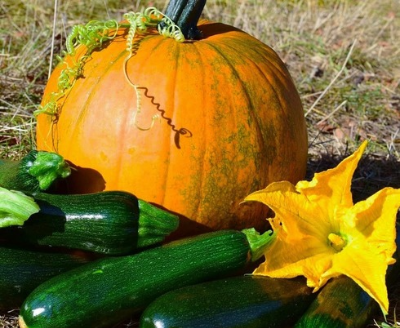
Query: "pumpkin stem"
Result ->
[[162, 0, 206, 40]]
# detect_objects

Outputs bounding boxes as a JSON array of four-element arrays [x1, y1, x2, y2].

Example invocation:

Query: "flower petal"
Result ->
[[350, 187, 400, 262], [296, 141, 367, 219], [244, 181, 330, 240], [253, 233, 334, 289], [321, 242, 390, 314]]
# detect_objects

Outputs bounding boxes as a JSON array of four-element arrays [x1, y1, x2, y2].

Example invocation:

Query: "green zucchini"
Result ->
[[3, 191, 179, 254], [0, 246, 93, 311], [18, 229, 272, 328], [294, 229, 400, 328], [140, 275, 316, 328], [0, 150, 71, 192], [294, 276, 376, 328]]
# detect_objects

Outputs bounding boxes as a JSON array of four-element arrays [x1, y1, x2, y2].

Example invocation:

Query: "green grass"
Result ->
[[1, 0, 400, 327]]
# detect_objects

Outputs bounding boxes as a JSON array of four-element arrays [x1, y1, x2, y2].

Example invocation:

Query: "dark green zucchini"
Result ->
[[0, 150, 71, 192], [294, 228, 400, 328], [294, 276, 376, 328], [18, 229, 273, 328], [0, 246, 93, 311], [140, 275, 316, 328], [4, 191, 179, 254]]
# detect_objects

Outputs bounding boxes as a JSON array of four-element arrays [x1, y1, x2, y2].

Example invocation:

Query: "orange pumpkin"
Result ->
[[36, 1, 308, 236]]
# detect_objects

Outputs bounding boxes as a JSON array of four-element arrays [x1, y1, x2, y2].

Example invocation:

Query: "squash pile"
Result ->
[[1, 0, 395, 327], [0, 151, 398, 328]]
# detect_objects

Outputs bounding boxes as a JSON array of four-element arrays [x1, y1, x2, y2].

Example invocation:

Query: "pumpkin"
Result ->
[[36, 0, 308, 237]]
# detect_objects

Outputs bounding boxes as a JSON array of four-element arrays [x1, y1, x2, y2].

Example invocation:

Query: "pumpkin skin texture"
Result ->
[[36, 20, 308, 236]]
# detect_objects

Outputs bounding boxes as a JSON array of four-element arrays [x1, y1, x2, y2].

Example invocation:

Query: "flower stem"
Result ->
[[0, 188, 39, 227], [242, 228, 275, 262]]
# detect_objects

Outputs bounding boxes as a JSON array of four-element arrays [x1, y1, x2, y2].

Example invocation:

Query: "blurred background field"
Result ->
[[1, 0, 399, 327]]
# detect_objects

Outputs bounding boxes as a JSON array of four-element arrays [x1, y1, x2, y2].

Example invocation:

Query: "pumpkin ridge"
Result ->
[[186, 38, 264, 223], [251, 50, 308, 151], [202, 39, 268, 173], [86, 48, 132, 189], [220, 37, 299, 109], [160, 39, 181, 206], [245, 55, 288, 160], [103, 36, 147, 188], [187, 40, 258, 223], [61, 47, 129, 159], [260, 59, 307, 166], [187, 42, 230, 220], [240, 45, 305, 167], [199, 39, 251, 128], [124, 33, 175, 131], [247, 41, 290, 79], [161, 41, 207, 217], [116, 32, 175, 190], [206, 42, 244, 204], [198, 39, 255, 186], [189, 40, 208, 217], [36, 44, 91, 153]]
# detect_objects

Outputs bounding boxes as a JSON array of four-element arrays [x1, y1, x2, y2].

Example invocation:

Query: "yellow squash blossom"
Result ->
[[243, 141, 400, 314]]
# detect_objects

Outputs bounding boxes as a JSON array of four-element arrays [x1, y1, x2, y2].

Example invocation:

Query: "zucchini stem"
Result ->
[[28, 151, 71, 190], [0, 150, 71, 192], [242, 228, 275, 262], [137, 200, 180, 248], [0, 187, 39, 227]]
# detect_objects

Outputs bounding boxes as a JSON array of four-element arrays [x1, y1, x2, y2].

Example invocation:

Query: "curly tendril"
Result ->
[[66, 20, 119, 55], [123, 7, 184, 130], [35, 19, 120, 116], [36, 6, 185, 132], [123, 7, 184, 52]]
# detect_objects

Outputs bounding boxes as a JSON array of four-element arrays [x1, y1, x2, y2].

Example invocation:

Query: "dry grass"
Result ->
[[0, 311, 19, 328], [1, 0, 400, 327]]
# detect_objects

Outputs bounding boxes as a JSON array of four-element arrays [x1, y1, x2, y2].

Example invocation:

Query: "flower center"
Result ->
[[328, 233, 347, 252]]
